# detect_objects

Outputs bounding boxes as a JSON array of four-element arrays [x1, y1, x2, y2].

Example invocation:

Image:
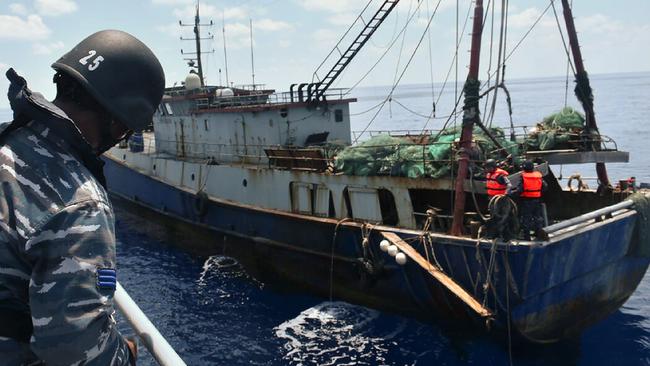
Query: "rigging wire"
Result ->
[[563, 0, 574, 107], [549, 0, 577, 77], [353, 0, 446, 143], [426, 0, 437, 118], [343, 0, 428, 97], [482, 0, 496, 121], [486, 0, 508, 127], [502, 2, 553, 65], [370, 3, 401, 49], [391, 0, 416, 109], [312, 0, 375, 84], [418, 0, 473, 135]]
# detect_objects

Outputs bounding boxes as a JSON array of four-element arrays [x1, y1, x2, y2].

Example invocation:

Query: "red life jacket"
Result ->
[[521, 171, 543, 198], [486, 168, 509, 196]]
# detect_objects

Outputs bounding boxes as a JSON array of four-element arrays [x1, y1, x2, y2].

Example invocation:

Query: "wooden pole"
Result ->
[[381, 232, 492, 317], [560, 0, 610, 187], [450, 0, 484, 236]]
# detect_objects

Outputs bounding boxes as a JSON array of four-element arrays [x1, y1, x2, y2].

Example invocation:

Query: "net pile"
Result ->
[[334, 127, 518, 178], [525, 107, 586, 151]]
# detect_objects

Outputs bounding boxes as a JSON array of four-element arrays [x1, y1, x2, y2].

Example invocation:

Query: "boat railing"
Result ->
[[355, 126, 619, 152], [543, 199, 635, 236], [149, 138, 493, 174], [193, 88, 350, 110], [114, 282, 187, 366]]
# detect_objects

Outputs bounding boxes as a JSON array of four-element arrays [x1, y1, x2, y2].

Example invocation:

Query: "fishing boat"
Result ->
[[103, 0, 650, 343]]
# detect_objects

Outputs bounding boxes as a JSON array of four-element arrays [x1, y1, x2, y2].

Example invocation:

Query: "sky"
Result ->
[[0, 0, 649, 109]]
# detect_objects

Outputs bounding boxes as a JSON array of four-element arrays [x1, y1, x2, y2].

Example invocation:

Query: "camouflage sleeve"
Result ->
[[23, 198, 132, 365]]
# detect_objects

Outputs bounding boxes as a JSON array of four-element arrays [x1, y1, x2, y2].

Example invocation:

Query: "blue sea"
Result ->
[[1, 73, 649, 365]]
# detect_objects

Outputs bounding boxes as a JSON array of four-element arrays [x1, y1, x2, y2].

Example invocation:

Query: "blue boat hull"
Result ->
[[103, 156, 650, 342]]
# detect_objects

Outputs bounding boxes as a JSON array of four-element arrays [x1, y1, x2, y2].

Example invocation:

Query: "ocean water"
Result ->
[[1, 73, 649, 365]]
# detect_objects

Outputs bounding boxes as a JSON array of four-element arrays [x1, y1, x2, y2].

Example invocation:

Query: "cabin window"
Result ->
[[378, 189, 398, 225], [313, 185, 331, 217], [334, 109, 343, 122], [291, 182, 313, 214], [204, 119, 209, 131], [347, 187, 382, 222], [164, 103, 174, 115]]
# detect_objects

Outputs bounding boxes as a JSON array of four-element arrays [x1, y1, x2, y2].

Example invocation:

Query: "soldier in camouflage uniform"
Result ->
[[0, 30, 164, 365]]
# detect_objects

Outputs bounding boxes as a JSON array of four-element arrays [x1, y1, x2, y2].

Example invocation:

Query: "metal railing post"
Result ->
[[114, 282, 187, 366]]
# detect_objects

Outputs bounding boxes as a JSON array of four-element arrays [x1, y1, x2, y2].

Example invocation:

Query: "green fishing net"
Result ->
[[526, 107, 586, 151], [334, 126, 519, 178], [630, 193, 650, 257]]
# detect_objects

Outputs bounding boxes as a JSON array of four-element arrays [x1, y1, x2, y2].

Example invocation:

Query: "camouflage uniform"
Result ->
[[0, 69, 132, 364]]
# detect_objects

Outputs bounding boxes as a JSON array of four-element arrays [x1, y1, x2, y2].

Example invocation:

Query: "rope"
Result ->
[[505, 241, 514, 366], [350, 100, 385, 116], [482, 0, 496, 120], [481, 237, 498, 309], [425, 0, 436, 118], [486, 0, 508, 127], [550, 0, 577, 77], [392, 0, 414, 88], [392, 99, 460, 120], [496, 2, 554, 74], [312, 0, 374, 84], [418, 0, 474, 135], [329, 217, 351, 300], [353, 0, 446, 144], [343, 0, 428, 97]]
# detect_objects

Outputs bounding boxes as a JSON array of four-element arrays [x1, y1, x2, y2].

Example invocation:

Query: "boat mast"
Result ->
[[250, 18, 256, 89], [222, 12, 230, 87], [180, 1, 213, 87], [193, 4, 204, 85], [450, 0, 485, 236], [560, 0, 610, 187]]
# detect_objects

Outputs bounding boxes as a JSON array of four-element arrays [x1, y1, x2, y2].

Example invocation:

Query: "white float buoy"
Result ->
[[395, 252, 407, 265], [379, 240, 390, 252], [387, 245, 398, 257]]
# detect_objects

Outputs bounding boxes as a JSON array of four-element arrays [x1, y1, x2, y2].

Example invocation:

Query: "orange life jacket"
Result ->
[[486, 168, 509, 196], [521, 171, 543, 198]]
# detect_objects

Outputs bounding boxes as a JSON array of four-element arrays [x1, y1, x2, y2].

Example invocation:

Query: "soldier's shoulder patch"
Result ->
[[96, 268, 116, 290]]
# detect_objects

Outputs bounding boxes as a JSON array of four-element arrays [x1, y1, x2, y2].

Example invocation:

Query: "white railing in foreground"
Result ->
[[114, 282, 187, 366], [543, 200, 635, 235]]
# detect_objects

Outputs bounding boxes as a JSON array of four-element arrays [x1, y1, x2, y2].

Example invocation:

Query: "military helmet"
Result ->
[[52, 30, 165, 132], [485, 159, 497, 169], [522, 160, 534, 172]]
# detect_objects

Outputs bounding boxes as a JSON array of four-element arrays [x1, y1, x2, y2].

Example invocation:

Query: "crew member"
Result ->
[[485, 159, 511, 198], [513, 160, 548, 240], [0, 30, 165, 365]]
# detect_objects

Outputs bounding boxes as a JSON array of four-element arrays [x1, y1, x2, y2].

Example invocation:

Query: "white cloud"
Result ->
[[151, 0, 192, 5], [577, 14, 623, 35], [327, 13, 358, 26], [9, 3, 28, 15], [296, 0, 360, 13], [32, 41, 65, 55], [35, 0, 78, 17], [0, 15, 51, 40], [173, 4, 247, 21], [508, 7, 544, 29], [255, 19, 292, 32], [312, 29, 339, 44], [156, 22, 185, 38], [278, 40, 292, 48]]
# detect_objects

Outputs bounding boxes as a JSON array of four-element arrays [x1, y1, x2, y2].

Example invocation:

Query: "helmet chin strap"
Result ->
[[93, 121, 133, 155]]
